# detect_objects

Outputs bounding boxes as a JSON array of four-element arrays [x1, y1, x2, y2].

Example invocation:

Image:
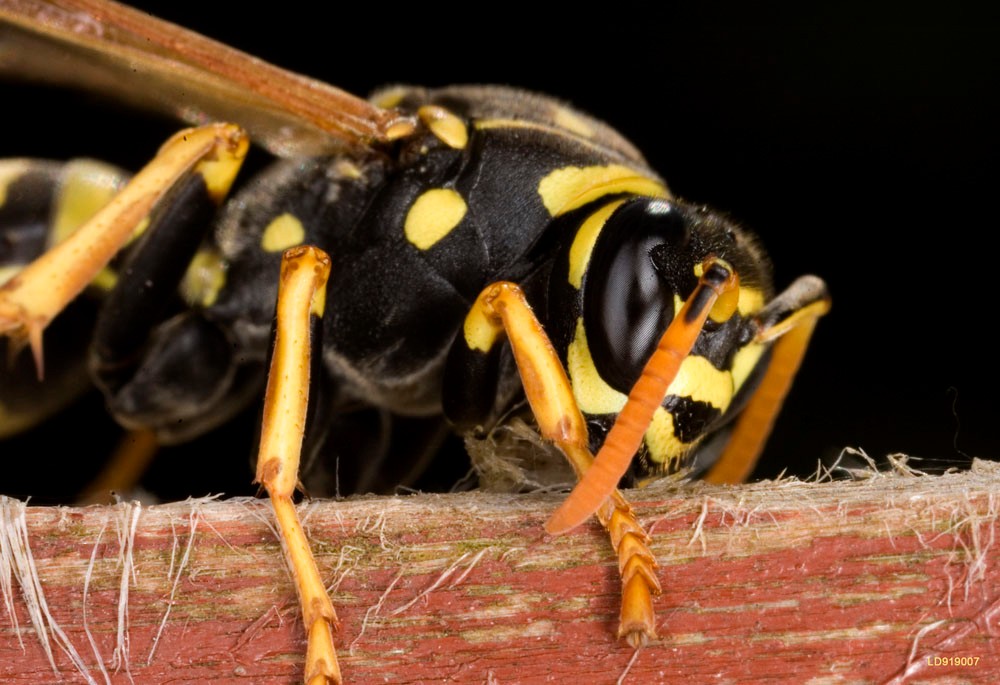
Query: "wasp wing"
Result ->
[[0, 0, 414, 156]]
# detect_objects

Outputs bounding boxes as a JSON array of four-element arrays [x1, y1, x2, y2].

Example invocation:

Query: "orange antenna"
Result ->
[[546, 257, 739, 535]]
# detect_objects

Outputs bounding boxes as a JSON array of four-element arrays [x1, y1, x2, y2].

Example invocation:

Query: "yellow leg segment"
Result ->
[[253, 246, 340, 685], [0, 123, 248, 377], [466, 281, 660, 645]]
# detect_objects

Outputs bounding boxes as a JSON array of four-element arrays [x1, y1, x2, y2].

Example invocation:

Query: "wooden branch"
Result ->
[[2, 460, 998, 684]]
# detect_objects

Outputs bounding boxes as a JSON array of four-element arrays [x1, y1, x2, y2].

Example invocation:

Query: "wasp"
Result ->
[[0, 1, 829, 682]]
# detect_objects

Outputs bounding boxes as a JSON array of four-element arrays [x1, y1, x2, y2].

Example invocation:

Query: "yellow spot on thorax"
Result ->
[[0, 160, 31, 208], [537, 164, 669, 217], [404, 188, 468, 250], [261, 213, 306, 252], [371, 87, 408, 109], [730, 342, 766, 394], [334, 159, 363, 180], [567, 200, 625, 289], [418, 105, 469, 149], [52, 160, 127, 246], [181, 249, 227, 308], [91, 269, 118, 292], [49, 161, 131, 291]]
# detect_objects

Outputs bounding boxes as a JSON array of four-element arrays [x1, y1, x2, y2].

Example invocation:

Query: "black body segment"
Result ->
[[1, 84, 817, 493]]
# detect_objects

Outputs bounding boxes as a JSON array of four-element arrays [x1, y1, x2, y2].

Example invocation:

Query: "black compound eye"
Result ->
[[583, 199, 693, 393]]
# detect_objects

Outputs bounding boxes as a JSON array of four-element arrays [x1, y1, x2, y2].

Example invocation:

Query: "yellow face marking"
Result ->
[[261, 213, 306, 253], [568, 320, 732, 413], [644, 354, 740, 467], [695, 260, 765, 319], [568, 200, 625, 289], [730, 341, 766, 394], [52, 160, 126, 246], [537, 164, 669, 217], [738, 286, 766, 317], [568, 317, 735, 466], [418, 105, 469, 149], [404, 188, 468, 250], [0, 160, 30, 208], [693, 258, 741, 324], [181, 249, 227, 307], [553, 107, 595, 138], [670, 355, 734, 413], [644, 408, 689, 466]]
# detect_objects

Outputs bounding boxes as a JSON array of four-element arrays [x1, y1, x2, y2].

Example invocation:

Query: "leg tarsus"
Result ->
[[463, 279, 666, 647], [619, 573, 656, 647], [599, 497, 661, 644], [268, 496, 342, 685]]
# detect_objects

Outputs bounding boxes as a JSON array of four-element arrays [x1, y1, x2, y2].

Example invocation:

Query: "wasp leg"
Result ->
[[254, 246, 341, 685], [84, 126, 255, 444], [77, 429, 159, 505], [457, 280, 663, 646], [0, 159, 127, 435], [545, 258, 741, 534], [0, 123, 248, 377], [704, 275, 830, 484]]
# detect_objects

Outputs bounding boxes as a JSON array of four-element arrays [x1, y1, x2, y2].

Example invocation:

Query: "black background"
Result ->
[[3, 3, 998, 500]]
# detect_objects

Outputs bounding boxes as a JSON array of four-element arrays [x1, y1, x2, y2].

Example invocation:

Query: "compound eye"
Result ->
[[583, 199, 692, 393]]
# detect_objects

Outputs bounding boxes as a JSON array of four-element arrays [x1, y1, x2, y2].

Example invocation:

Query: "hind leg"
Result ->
[[0, 158, 127, 436], [0, 124, 247, 375], [253, 246, 341, 684]]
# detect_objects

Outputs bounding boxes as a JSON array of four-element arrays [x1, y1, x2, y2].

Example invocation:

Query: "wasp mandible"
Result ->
[[0, 1, 829, 682]]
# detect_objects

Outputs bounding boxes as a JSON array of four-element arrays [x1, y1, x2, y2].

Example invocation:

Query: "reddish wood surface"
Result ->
[[1, 460, 998, 684]]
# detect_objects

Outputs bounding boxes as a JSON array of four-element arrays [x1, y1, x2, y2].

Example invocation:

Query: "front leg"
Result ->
[[450, 280, 663, 646], [254, 246, 341, 685]]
